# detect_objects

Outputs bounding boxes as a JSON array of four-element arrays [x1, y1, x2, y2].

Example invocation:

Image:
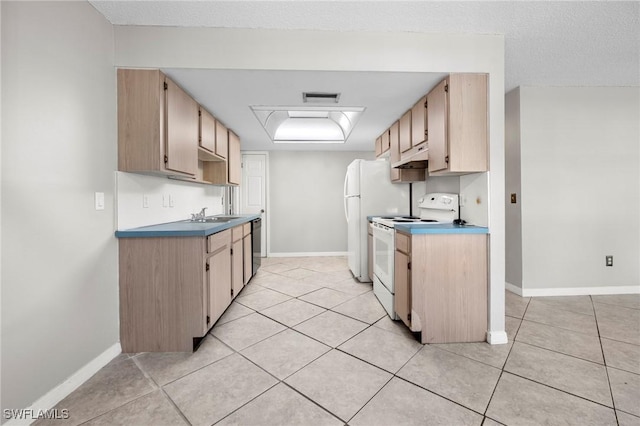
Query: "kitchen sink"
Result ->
[[185, 214, 242, 224], [187, 216, 240, 223]]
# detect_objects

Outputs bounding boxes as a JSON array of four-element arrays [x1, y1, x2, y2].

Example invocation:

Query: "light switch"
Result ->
[[143, 194, 149, 208], [162, 194, 169, 208], [95, 192, 105, 210], [169, 194, 175, 207]]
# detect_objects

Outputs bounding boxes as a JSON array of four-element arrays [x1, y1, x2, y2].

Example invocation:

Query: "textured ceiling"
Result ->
[[89, 1, 640, 150], [91, 1, 640, 91]]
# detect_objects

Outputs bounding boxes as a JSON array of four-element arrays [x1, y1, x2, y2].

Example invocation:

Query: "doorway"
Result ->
[[241, 152, 268, 256]]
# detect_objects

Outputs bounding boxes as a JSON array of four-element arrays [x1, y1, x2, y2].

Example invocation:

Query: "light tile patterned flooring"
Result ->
[[37, 256, 639, 426]]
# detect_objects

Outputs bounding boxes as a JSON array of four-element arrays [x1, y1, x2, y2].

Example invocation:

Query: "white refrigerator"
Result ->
[[344, 159, 410, 282]]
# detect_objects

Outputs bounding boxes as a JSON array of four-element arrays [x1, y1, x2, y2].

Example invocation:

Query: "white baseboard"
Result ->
[[505, 282, 523, 296], [487, 330, 509, 345], [505, 282, 639, 298], [5, 343, 121, 426], [521, 285, 640, 298], [268, 251, 347, 258]]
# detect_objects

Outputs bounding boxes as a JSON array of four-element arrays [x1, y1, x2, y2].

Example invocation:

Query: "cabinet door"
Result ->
[[228, 131, 241, 185], [447, 74, 488, 172], [165, 77, 198, 176], [381, 129, 390, 154], [394, 250, 411, 328], [375, 136, 382, 157], [207, 243, 231, 327], [243, 234, 252, 284], [411, 96, 427, 147], [399, 110, 412, 154], [232, 238, 243, 298], [199, 107, 216, 153], [215, 121, 228, 159], [427, 79, 448, 173]]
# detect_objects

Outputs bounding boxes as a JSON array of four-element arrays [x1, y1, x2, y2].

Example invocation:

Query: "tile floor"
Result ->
[[37, 256, 639, 426]]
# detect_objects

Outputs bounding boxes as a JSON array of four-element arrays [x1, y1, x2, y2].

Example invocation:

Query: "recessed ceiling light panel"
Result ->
[[251, 106, 365, 144]]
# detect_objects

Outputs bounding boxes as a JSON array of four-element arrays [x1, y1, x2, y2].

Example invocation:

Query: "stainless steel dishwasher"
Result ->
[[251, 218, 262, 277]]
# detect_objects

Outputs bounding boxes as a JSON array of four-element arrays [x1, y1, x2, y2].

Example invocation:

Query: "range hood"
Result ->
[[392, 142, 428, 169]]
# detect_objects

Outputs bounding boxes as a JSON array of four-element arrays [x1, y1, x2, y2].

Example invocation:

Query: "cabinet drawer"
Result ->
[[396, 232, 411, 254], [231, 225, 244, 242], [243, 222, 251, 237], [208, 229, 231, 253]]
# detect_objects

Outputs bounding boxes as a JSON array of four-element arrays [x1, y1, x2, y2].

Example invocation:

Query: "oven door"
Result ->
[[372, 223, 395, 293]]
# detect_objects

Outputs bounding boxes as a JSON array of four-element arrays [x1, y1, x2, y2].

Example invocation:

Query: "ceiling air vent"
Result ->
[[303, 92, 340, 104]]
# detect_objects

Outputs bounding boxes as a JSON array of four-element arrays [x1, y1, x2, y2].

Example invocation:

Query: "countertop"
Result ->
[[115, 214, 260, 238], [395, 223, 489, 235]]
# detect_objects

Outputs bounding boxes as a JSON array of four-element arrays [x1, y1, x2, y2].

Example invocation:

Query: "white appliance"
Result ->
[[371, 193, 459, 318], [344, 159, 410, 282]]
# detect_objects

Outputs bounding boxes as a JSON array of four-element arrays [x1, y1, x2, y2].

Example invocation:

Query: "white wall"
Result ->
[[505, 88, 523, 289], [507, 86, 640, 295], [269, 151, 374, 255], [1, 1, 118, 416], [112, 26, 507, 342], [116, 172, 224, 230]]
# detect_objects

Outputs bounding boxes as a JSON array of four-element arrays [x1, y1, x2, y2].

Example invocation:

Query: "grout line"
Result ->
[[592, 294, 620, 425], [279, 381, 347, 424], [503, 370, 617, 411], [510, 339, 605, 367], [392, 374, 488, 417]]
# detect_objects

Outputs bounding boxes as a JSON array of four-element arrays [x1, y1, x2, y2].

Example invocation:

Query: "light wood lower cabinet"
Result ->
[[119, 224, 253, 353], [243, 223, 252, 284], [394, 232, 411, 328], [395, 231, 488, 344], [207, 230, 232, 328], [231, 225, 244, 298]]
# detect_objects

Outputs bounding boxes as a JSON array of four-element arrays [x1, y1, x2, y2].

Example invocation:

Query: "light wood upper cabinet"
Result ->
[[215, 120, 228, 160], [427, 74, 488, 174], [381, 130, 390, 154], [390, 120, 425, 183], [399, 110, 412, 154], [411, 95, 427, 147], [199, 107, 216, 154], [203, 128, 241, 186], [375, 131, 390, 158], [228, 131, 241, 185], [118, 69, 198, 178]]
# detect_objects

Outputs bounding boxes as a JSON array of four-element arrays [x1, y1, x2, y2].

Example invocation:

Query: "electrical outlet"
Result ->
[[143, 194, 149, 208], [162, 194, 169, 208], [606, 255, 613, 267]]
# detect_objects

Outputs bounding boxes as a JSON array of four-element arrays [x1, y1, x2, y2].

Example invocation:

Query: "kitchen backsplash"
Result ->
[[115, 171, 225, 230]]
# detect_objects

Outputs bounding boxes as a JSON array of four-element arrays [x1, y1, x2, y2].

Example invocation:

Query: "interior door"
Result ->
[[241, 153, 267, 256]]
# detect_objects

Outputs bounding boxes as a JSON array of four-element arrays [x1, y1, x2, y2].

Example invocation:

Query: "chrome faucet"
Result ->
[[190, 207, 207, 222]]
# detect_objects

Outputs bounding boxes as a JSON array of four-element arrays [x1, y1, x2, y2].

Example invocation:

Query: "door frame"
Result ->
[[240, 150, 269, 257]]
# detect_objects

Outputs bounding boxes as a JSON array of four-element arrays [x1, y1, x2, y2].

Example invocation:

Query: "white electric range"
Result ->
[[371, 193, 459, 319]]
